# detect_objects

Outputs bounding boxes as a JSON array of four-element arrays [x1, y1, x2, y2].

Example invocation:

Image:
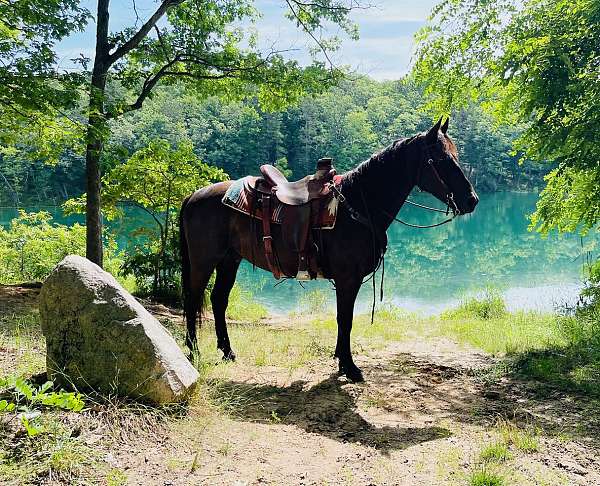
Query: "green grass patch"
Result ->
[[497, 420, 540, 453], [510, 313, 600, 396], [469, 466, 506, 486], [224, 285, 268, 322], [0, 414, 98, 484], [0, 312, 46, 378], [311, 304, 414, 347], [437, 308, 563, 356], [479, 442, 512, 463], [442, 289, 507, 320]]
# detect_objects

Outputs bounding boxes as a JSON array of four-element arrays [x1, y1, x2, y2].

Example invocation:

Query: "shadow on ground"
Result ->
[[211, 374, 451, 452]]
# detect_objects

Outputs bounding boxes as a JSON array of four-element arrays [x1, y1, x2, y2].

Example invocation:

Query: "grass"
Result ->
[[225, 285, 269, 322], [469, 466, 506, 486], [311, 304, 415, 348], [0, 312, 46, 377], [0, 413, 98, 484], [479, 442, 512, 463], [443, 288, 508, 320], [2, 288, 599, 484], [438, 296, 564, 357], [497, 420, 540, 453]]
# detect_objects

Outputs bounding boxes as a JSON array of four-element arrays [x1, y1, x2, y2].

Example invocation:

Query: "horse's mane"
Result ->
[[342, 134, 420, 189]]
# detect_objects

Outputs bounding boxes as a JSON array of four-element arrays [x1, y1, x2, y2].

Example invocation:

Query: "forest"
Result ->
[[0, 77, 546, 207]]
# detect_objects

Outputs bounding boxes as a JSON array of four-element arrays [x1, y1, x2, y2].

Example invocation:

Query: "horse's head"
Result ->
[[415, 117, 478, 215]]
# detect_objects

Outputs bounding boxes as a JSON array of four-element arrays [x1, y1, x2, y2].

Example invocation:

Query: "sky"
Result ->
[[57, 0, 437, 81]]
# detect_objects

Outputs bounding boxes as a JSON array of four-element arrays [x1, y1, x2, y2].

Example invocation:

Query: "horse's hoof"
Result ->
[[339, 362, 364, 383], [346, 368, 364, 383], [222, 350, 236, 362]]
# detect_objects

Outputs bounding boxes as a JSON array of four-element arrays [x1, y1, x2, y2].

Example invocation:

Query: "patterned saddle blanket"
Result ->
[[222, 176, 338, 229]]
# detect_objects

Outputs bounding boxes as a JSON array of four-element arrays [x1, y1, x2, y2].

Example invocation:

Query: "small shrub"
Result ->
[[0, 377, 84, 436], [0, 210, 122, 284]]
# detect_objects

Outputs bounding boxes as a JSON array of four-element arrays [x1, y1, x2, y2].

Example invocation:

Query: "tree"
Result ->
[[0, 1, 88, 162], [413, 0, 600, 233], [77, 0, 364, 267], [66, 139, 226, 299]]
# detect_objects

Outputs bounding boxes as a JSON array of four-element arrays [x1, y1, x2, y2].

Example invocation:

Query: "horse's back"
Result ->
[[186, 180, 233, 206]]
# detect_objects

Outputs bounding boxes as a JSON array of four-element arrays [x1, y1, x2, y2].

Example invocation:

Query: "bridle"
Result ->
[[327, 143, 461, 323], [330, 143, 460, 230], [385, 144, 459, 229]]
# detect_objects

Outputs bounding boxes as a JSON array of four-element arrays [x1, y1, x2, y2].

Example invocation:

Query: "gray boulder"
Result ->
[[39, 255, 198, 404]]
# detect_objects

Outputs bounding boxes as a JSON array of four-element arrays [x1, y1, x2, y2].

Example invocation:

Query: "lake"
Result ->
[[1, 192, 594, 314]]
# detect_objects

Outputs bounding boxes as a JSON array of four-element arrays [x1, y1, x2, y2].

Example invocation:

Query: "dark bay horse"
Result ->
[[179, 117, 478, 382]]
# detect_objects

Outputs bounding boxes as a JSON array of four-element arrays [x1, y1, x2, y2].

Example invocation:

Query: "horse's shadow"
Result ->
[[211, 374, 450, 452]]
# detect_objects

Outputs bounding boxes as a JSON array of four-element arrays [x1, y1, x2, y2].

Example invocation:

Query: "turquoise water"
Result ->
[[1, 192, 594, 314]]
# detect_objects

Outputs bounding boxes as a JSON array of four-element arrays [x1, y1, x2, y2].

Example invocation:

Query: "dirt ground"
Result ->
[[2, 285, 600, 485], [111, 338, 600, 486]]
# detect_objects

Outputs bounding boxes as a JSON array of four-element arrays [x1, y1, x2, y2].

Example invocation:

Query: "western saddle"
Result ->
[[250, 157, 337, 280]]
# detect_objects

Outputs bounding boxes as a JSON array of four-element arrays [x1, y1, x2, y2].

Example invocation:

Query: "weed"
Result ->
[[217, 440, 232, 456], [106, 468, 128, 486]]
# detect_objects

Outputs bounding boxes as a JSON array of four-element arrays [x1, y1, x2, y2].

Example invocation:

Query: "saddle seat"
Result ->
[[256, 162, 336, 205], [244, 158, 337, 280]]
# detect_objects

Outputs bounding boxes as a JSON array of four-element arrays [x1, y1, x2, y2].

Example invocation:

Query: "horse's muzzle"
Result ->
[[465, 193, 479, 213]]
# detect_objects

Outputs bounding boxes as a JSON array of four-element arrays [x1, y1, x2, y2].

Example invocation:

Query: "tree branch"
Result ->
[[107, 0, 184, 65], [285, 0, 334, 70]]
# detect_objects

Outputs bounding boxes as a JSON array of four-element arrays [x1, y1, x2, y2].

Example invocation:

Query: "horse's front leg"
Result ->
[[334, 277, 363, 382]]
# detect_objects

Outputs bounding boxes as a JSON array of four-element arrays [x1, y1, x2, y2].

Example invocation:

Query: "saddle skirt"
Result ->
[[222, 176, 338, 229]]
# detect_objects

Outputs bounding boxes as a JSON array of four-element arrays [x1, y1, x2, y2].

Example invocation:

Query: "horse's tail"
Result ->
[[179, 194, 192, 320]]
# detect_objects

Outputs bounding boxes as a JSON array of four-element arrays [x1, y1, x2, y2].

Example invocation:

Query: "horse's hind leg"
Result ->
[[185, 261, 216, 355], [211, 252, 241, 361]]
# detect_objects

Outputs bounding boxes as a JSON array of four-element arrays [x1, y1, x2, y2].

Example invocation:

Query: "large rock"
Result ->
[[39, 255, 198, 404]]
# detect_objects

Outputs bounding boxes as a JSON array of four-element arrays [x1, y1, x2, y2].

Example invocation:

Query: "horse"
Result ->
[[179, 117, 479, 382]]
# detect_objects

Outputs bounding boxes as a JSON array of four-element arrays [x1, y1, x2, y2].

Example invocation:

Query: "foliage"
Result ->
[[0, 0, 88, 161], [1, 77, 546, 206], [0, 376, 84, 436], [413, 0, 600, 252], [0, 211, 121, 284], [65, 139, 227, 301]]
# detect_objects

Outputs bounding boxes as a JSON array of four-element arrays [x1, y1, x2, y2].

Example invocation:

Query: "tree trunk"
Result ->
[[85, 0, 111, 267]]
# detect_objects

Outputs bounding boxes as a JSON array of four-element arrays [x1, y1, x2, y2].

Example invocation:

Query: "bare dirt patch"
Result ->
[[0, 284, 40, 317], [108, 337, 600, 485]]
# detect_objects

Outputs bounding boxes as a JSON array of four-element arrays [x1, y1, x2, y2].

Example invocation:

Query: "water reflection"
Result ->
[[1, 192, 593, 314], [238, 192, 593, 313]]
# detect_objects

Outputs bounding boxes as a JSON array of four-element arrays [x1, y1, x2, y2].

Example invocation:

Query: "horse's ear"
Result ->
[[426, 117, 443, 141], [441, 117, 449, 134]]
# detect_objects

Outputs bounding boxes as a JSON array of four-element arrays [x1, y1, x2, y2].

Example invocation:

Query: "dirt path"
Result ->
[[115, 337, 600, 485], [2, 285, 599, 485]]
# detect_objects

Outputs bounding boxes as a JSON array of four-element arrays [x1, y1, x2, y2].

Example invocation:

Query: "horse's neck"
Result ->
[[344, 148, 417, 230]]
